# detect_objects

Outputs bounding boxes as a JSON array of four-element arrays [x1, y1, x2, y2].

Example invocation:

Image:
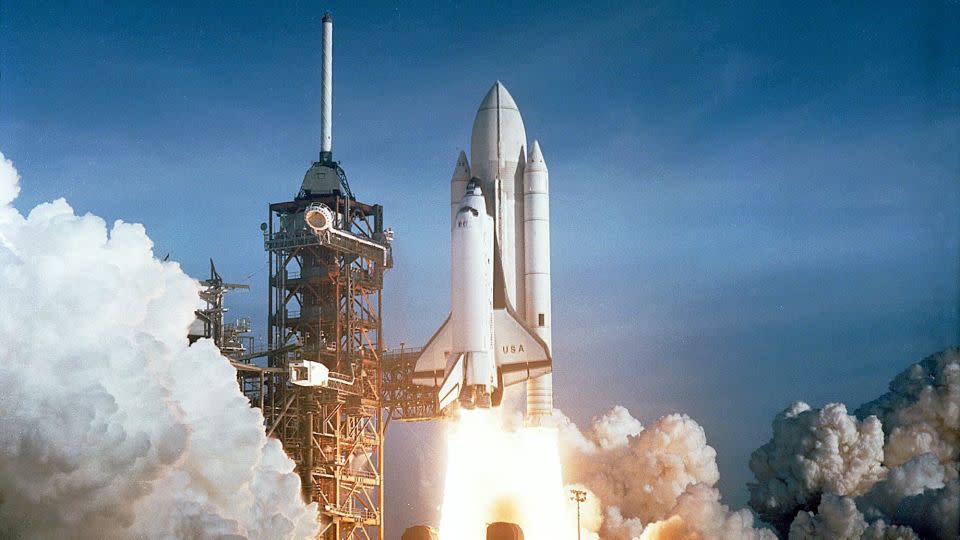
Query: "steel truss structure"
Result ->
[[381, 347, 442, 422], [221, 174, 446, 538], [193, 259, 251, 355], [240, 191, 391, 540]]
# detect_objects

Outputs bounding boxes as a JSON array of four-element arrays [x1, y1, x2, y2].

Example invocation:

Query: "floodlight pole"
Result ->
[[570, 489, 587, 540]]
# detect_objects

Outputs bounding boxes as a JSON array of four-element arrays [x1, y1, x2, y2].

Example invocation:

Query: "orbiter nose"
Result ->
[[450, 150, 472, 227]]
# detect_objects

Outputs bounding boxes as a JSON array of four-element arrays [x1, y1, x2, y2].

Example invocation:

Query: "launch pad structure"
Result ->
[[262, 179, 390, 539], [198, 16, 559, 536], [220, 13, 443, 538], [226, 159, 440, 540], [199, 11, 535, 540]]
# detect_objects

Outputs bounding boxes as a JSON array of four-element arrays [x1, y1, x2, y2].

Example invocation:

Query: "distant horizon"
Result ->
[[2, 0, 958, 531]]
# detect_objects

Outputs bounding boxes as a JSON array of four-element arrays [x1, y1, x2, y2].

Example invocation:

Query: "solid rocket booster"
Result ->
[[320, 12, 333, 161], [414, 82, 555, 419], [523, 140, 553, 422]]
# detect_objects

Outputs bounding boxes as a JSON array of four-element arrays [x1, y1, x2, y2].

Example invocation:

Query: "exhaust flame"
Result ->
[[438, 409, 576, 540]]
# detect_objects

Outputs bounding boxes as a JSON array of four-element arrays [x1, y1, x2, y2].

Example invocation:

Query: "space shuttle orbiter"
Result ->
[[413, 82, 554, 422]]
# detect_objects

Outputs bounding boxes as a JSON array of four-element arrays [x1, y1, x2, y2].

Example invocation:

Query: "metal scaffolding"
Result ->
[[240, 188, 392, 540], [381, 347, 442, 423], [192, 258, 252, 357], [207, 161, 446, 538]]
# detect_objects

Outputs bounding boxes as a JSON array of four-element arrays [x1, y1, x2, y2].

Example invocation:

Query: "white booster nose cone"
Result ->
[[304, 203, 334, 232]]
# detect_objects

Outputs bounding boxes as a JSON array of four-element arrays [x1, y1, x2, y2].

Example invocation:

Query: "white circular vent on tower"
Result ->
[[304, 203, 334, 233]]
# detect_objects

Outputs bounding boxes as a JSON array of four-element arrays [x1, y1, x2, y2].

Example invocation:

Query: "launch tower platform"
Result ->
[[239, 163, 393, 540]]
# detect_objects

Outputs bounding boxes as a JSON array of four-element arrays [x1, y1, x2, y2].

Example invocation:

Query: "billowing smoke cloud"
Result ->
[[747, 348, 960, 540], [856, 349, 960, 473], [788, 494, 920, 540], [552, 348, 959, 539], [747, 402, 886, 530], [556, 408, 775, 539], [0, 152, 318, 538], [894, 477, 959, 540]]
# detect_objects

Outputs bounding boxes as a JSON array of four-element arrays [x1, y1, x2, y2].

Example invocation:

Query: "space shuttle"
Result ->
[[413, 82, 554, 423]]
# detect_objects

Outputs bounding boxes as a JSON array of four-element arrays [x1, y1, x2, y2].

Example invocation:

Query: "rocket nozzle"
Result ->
[[459, 385, 493, 409]]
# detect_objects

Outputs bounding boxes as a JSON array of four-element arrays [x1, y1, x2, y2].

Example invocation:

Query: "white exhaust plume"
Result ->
[[855, 348, 959, 471], [788, 494, 920, 540], [857, 453, 945, 520], [893, 478, 959, 539], [747, 348, 959, 540], [552, 349, 958, 539], [555, 408, 775, 539], [747, 402, 886, 530], [0, 152, 318, 539]]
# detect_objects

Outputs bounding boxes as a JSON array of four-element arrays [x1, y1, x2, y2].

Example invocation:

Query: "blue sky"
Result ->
[[2, 0, 958, 530]]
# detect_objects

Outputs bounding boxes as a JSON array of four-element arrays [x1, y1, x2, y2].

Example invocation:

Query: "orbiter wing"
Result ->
[[493, 307, 551, 387]]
